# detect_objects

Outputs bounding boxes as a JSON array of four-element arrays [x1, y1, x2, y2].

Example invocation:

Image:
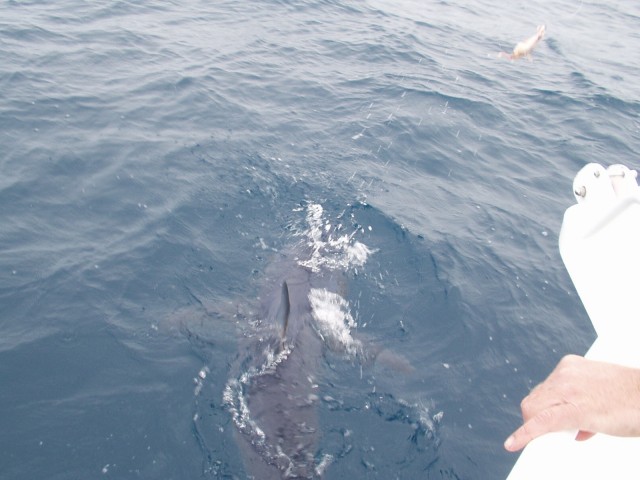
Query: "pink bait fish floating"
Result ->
[[499, 25, 546, 60]]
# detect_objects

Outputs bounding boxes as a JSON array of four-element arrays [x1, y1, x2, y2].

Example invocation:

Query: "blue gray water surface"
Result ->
[[1, 0, 640, 478]]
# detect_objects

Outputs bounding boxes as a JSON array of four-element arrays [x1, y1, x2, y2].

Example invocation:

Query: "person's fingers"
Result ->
[[518, 356, 583, 422], [575, 430, 595, 441], [519, 384, 569, 425], [504, 402, 581, 452], [519, 389, 551, 422]]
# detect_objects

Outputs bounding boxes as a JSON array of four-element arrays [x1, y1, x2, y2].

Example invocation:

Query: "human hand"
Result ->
[[504, 354, 640, 452]]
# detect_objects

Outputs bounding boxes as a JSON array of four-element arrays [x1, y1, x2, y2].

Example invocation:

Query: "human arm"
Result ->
[[504, 354, 640, 452]]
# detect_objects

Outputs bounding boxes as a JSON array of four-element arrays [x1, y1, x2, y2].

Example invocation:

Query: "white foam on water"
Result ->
[[308, 287, 362, 358], [297, 203, 375, 273], [315, 453, 334, 476], [221, 342, 297, 472], [223, 342, 292, 434], [299, 203, 375, 358]]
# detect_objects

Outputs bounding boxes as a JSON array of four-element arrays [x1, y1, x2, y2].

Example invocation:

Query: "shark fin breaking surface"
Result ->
[[277, 281, 291, 340]]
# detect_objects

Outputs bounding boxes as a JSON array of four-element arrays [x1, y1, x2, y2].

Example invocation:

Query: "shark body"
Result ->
[[224, 263, 334, 479]]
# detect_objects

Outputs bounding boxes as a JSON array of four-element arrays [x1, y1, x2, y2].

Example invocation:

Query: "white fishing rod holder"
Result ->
[[560, 163, 640, 360]]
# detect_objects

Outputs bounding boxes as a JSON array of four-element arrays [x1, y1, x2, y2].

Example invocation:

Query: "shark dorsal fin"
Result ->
[[276, 281, 291, 339]]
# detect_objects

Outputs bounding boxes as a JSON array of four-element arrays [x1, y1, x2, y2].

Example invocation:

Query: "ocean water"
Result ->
[[1, 1, 639, 478]]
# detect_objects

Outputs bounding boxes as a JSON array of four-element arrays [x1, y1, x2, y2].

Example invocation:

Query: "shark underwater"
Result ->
[[222, 203, 381, 479]]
